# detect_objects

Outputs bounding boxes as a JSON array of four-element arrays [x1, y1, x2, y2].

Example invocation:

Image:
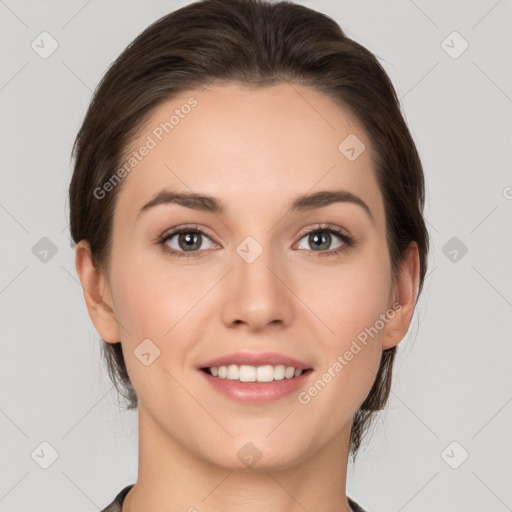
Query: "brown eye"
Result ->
[[159, 227, 216, 258], [175, 232, 203, 252], [296, 225, 353, 255], [305, 231, 338, 251]]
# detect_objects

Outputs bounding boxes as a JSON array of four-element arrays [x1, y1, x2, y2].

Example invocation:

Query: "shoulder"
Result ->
[[100, 484, 134, 512]]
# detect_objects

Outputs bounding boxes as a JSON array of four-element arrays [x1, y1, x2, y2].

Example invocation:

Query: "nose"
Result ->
[[220, 241, 295, 333]]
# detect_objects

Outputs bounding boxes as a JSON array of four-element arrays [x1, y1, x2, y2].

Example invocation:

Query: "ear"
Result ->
[[74, 240, 121, 344], [382, 241, 421, 350]]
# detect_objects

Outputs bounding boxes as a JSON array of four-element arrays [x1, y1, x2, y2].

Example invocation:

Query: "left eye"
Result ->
[[295, 228, 346, 252]]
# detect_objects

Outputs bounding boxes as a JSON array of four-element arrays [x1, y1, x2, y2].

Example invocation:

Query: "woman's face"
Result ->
[[85, 82, 416, 470]]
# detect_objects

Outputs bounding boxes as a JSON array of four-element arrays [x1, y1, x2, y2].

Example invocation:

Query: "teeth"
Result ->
[[207, 364, 305, 382], [256, 365, 273, 382], [273, 365, 285, 380], [227, 364, 239, 380]]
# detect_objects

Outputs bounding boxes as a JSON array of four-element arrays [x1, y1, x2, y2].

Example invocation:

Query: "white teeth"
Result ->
[[239, 365, 256, 382], [273, 364, 285, 380], [227, 364, 239, 380], [284, 366, 295, 379], [256, 365, 274, 382], [207, 364, 305, 382]]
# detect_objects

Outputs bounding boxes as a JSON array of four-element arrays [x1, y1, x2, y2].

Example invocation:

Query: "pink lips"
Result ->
[[198, 351, 313, 404], [200, 351, 312, 370], [200, 370, 312, 404]]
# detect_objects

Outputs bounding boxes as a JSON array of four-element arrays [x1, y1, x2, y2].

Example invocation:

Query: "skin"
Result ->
[[75, 82, 420, 512]]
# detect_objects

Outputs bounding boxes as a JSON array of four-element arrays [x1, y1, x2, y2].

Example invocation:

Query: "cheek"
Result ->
[[304, 242, 393, 347], [294, 290, 390, 442], [108, 250, 217, 392], [297, 242, 393, 404], [108, 259, 193, 403], [109, 247, 200, 337]]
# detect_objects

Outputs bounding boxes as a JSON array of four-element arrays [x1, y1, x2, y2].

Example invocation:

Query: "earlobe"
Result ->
[[74, 240, 121, 344], [382, 241, 421, 350]]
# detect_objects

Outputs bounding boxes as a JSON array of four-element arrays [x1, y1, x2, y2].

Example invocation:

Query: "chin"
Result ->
[[200, 438, 311, 473]]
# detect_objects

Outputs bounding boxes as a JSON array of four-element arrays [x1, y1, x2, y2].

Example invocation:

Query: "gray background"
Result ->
[[1, 1, 511, 511]]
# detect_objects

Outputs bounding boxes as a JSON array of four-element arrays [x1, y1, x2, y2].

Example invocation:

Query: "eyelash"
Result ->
[[156, 223, 356, 259]]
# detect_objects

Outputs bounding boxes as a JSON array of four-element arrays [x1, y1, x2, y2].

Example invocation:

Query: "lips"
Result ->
[[199, 351, 313, 371]]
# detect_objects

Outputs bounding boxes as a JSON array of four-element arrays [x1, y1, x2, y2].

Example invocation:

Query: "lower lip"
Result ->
[[200, 369, 313, 404]]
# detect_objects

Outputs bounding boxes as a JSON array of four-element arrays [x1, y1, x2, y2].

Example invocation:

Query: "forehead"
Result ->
[[114, 82, 384, 225]]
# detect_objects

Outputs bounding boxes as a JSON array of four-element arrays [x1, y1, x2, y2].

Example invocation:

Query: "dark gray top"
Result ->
[[100, 484, 368, 512]]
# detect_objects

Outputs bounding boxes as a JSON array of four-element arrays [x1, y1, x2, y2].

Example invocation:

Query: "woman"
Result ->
[[69, 0, 429, 510]]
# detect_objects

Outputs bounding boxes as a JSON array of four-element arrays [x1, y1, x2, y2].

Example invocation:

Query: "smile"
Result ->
[[203, 364, 311, 382]]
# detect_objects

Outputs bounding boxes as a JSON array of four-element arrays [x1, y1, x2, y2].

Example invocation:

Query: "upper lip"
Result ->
[[200, 352, 312, 370]]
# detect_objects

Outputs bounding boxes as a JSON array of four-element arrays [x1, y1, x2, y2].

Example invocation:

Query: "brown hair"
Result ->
[[69, 0, 429, 457]]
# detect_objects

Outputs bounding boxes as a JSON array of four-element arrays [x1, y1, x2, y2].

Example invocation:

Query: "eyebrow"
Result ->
[[137, 188, 374, 222]]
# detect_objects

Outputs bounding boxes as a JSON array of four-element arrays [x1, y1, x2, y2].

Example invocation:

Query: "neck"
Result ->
[[123, 406, 354, 512]]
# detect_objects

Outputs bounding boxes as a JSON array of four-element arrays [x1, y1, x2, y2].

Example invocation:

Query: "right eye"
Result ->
[[158, 226, 218, 258]]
